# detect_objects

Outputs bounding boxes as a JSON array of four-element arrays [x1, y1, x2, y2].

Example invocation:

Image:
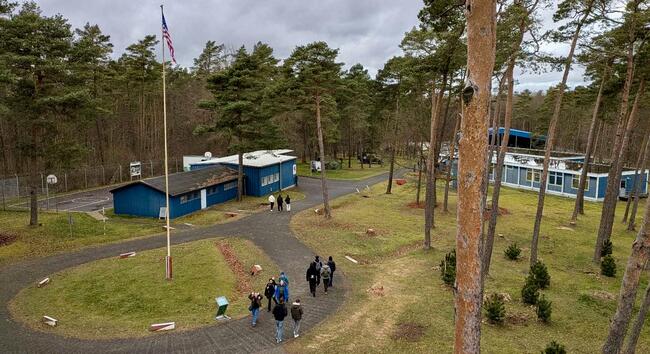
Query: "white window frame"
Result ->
[[549, 171, 563, 187], [571, 175, 589, 191], [526, 169, 541, 183]]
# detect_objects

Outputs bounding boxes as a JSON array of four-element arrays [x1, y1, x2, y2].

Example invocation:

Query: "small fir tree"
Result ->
[[600, 239, 613, 257], [542, 341, 566, 354], [530, 261, 551, 289], [484, 293, 506, 324], [601, 254, 616, 277], [440, 249, 456, 286], [522, 277, 540, 305], [536, 295, 552, 322], [504, 242, 522, 260]]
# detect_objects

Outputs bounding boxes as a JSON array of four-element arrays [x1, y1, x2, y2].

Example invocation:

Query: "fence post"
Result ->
[[101, 165, 105, 185], [175, 157, 179, 172], [64, 172, 68, 192], [84, 168, 88, 189], [119, 165, 123, 183], [1, 177, 6, 210], [15, 174, 19, 199], [41, 173, 44, 195], [150, 160, 153, 177]]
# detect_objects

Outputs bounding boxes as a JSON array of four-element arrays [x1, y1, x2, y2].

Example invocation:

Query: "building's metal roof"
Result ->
[[489, 127, 546, 141], [192, 149, 296, 168], [110, 165, 239, 196]]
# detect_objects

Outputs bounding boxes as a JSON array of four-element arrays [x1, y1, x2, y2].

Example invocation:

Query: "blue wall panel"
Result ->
[[113, 184, 166, 218], [598, 176, 608, 198]]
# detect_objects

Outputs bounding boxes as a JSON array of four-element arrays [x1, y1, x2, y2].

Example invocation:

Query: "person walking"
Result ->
[[321, 263, 331, 294], [264, 278, 277, 312], [327, 256, 336, 287], [306, 262, 319, 297], [277, 194, 284, 211], [274, 279, 290, 303], [272, 298, 288, 343], [314, 256, 323, 286], [290, 298, 303, 338], [248, 292, 263, 327], [278, 272, 289, 288], [268, 194, 275, 211], [285, 194, 291, 212]]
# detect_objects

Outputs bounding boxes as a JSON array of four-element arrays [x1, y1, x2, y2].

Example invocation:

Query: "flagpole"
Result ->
[[161, 4, 172, 280]]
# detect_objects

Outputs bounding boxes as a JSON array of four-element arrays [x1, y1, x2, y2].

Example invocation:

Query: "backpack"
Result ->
[[315, 261, 322, 272]]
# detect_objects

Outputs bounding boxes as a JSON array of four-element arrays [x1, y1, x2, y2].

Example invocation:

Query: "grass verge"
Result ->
[[9, 237, 278, 339], [287, 178, 650, 353], [296, 159, 413, 180]]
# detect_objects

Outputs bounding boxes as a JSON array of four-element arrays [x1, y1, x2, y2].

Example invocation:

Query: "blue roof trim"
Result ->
[[488, 127, 546, 140]]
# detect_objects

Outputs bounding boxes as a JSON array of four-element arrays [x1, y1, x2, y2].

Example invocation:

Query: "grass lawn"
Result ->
[[177, 188, 305, 226], [0, 188, 305, 266], [287, 178, 650, 353], [296, 159, 414, 180], [9, 237, 279, 339], [0, 210, 163, 267]]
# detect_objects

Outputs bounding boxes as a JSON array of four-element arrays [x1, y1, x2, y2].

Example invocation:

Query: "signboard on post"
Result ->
[[129, 161, 142, 178]]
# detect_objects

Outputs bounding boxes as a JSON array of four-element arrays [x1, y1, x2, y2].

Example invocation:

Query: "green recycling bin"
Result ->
[[215, 296, 229, 320]]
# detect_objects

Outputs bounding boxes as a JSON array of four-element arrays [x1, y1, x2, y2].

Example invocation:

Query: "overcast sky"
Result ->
[[38, 0, 589, 92]]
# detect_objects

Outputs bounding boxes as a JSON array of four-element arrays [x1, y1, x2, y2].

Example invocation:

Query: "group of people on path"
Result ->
[[306, 255, 336, 297], [268, 193, 291, 212], [246, 255, 337, 344]]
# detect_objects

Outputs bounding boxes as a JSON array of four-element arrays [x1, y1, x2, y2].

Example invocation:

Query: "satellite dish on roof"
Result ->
[[204, 151, 212, 159]]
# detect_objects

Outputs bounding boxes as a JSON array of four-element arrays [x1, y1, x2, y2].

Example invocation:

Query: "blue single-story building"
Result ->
[[110, 165, 239, 218], [488, 127, 546, 149], [450, 149, 648, 201], [189, 149, 297, 197]]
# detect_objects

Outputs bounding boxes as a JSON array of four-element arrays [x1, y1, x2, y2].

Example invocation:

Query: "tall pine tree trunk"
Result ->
[[601, 194, 650, 353], [416, 141, 424, 205], [628, 131, 650, 231], [455, 0, 496, 351], [237, 151, 244, 201], [622, 133, 648, 223], [622, 273, 650, 354], [530, 9, 587, 267], [315, 94, 331, 218], [571, 70, 607, 222], [387, 90, 400, 194], [424, 78, 439, 249], [484, 60, 516, 278], [595, 77, 645, 261], [444, 107, 461, 212]]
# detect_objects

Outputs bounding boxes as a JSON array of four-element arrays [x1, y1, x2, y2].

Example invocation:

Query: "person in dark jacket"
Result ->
[[327, 256, 336, 287], [248, 292, 263, 327], [285, 194, 291, 212], [277, 194, 284, 211], [272, 298, 288, 343], [314, 256, 323, 285], [264, 278, 277, 312], [306, 262, 319, 297], [290, 298, 303, 338]]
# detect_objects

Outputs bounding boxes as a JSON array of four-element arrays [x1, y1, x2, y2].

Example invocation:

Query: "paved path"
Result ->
[[0, 172, 399, 353]]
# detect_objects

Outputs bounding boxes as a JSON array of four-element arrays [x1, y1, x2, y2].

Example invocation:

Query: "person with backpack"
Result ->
[[268, 194, 275, 211], [248, 292, 263, 327], [277, 194, 284, 211], [278, 272, 289, 288], [327, 256, 336, 287], [274, 279, 289, 303], [285, 194, 291, 212], [264, 278, 277, 312], [272, 298, 288, 343], [321, 264, 331, 294], [306, 262, 319, 297], [314, 256, 323, 285], [290, 298, 303, 338]]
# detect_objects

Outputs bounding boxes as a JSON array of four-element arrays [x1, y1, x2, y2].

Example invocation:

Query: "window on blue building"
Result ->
[[180, 191, 200, 204], [549, 171, 562, 186], [526, 169, 541, 183], [571, 175, 589, 190], [224, 181, 237, 190], [207, 186, 218, 195]]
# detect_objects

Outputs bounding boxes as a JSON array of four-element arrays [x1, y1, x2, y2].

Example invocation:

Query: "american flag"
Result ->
[[161, 13, 176, 64]]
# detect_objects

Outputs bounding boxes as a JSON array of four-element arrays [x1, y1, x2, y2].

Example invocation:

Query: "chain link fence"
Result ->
[[0, 157, 183, 211]]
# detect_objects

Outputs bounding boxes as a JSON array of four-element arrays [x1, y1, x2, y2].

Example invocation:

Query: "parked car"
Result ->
[[359, 153, 382, 165]]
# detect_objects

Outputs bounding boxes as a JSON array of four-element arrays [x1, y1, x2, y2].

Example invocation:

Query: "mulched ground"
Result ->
[[406, 202, 439, 209], [391, 323, 427, 342], [0, 232, 17, 247], [484, 206, 510, 221], [216, 241, 252, 296]]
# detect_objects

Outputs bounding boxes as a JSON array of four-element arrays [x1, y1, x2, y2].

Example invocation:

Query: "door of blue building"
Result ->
[[200, 189, 207, 209]]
